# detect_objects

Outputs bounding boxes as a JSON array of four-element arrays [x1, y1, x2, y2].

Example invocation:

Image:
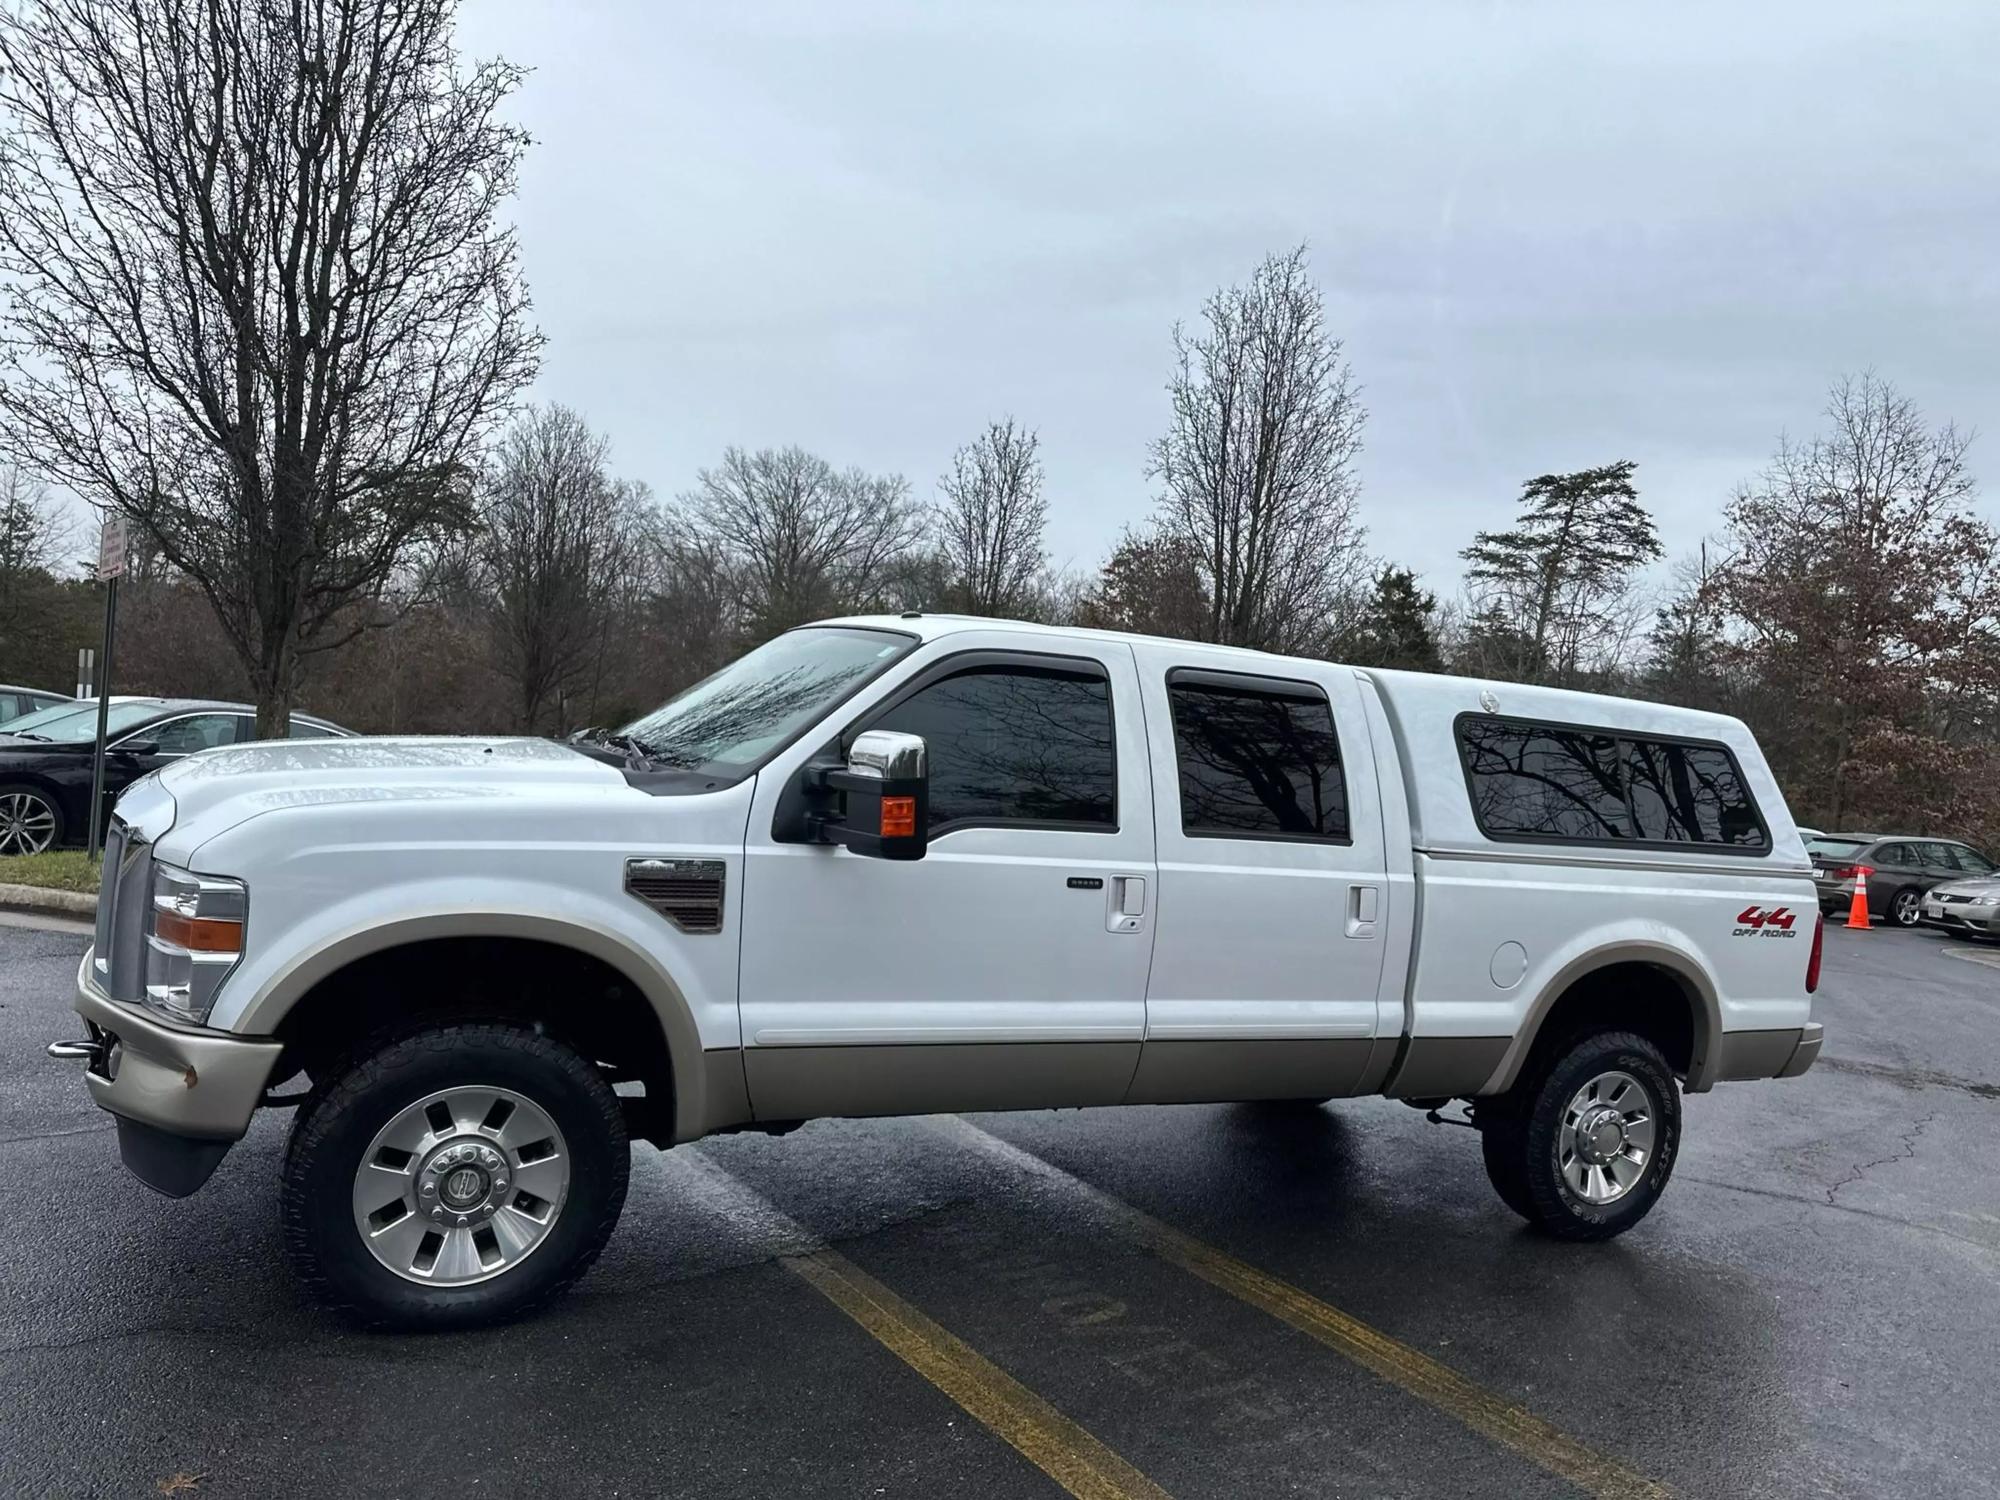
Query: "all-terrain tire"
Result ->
[[281, 1022, 629, 1330], [1479, 1029, 1681, 1242]]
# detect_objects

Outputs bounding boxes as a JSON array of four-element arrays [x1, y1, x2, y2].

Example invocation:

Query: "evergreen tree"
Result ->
[[1460, 461, 1660, 686], [1347, 566, 1441, 672]]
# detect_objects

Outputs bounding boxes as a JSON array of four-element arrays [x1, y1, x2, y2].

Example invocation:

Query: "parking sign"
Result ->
[[96, 514, 126, 581]]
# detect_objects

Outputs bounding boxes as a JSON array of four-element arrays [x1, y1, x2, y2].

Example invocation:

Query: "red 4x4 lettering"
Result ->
[[1736, 905, 1795, 930]]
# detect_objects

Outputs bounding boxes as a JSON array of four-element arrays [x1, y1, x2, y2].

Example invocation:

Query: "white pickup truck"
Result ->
[[50, 615, 1823, 1327]]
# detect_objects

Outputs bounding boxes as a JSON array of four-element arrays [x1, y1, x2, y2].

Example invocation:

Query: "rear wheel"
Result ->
[[1890, 888, 1922, 927], [281, 1021, 629, 1329], [1479, 1029, 1680, 1241]]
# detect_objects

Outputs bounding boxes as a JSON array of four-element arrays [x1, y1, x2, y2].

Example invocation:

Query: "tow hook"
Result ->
[[47, 1037, 107, 1066]]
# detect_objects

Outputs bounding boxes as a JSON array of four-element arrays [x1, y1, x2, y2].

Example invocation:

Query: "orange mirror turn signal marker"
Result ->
[[880, 796, 917, 839]]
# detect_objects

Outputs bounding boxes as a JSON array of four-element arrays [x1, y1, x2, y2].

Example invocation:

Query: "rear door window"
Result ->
[[1167, 674, 1348, 840], [1917, 841, 1976, 872]]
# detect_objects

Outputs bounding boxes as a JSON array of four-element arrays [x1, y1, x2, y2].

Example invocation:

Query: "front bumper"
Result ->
[[1919, 898, 2000, 936], [53, 951, 283, 1196]]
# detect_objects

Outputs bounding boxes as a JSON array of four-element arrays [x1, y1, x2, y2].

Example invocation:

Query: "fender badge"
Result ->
[[1479, 690, 1499, 713]]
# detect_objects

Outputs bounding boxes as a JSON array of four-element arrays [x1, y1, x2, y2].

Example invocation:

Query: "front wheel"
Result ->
[[1890, 888, 1922, 927], [1479, 1029, 1681, 1241], [281, 1022, 630, 1329]]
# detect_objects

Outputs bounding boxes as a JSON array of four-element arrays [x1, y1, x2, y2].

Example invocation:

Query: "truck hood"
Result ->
[[141, 736, 630, 856]]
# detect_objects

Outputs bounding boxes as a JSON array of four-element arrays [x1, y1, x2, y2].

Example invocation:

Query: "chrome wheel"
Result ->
[[350, 1085, 570, 1286], [1557, 1070, 1656, 1205], [0, 791, 58, 855], [1892, 889, 1921, 926]]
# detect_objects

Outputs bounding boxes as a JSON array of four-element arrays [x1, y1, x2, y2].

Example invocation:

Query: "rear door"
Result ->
[[1125, 645, 1391, 1103], [1914, 841, 1968, 892], [1867, 842, 1920, 915]]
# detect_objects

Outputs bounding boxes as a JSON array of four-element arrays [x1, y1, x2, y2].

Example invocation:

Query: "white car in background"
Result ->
[[0, 684, 72, 726]]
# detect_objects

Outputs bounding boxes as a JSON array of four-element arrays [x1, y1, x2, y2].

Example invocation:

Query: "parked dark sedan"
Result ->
[[0, 698, 350, 855], [1809, 833, 1997, 926]]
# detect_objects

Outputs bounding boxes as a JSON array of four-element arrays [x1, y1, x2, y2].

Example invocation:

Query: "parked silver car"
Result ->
[[1919, 877, 2000, 939]]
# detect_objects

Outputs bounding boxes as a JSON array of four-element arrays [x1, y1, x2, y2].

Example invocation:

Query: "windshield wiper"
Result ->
[[569, 727, 658, 771], [8, 731, 50, 742]]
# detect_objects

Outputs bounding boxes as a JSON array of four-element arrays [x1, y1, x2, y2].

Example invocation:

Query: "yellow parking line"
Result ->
[[934, 1118, 1673, 1500], [680, 1153, 1172, 1500], [787, 1248, 1174, 1500]]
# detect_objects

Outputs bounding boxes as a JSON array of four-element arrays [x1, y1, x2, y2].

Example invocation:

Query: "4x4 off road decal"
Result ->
[[1733, 905, 1798, 938]]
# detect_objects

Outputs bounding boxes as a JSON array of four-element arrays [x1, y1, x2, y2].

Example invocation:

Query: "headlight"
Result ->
[[145, 864, 247, 1024], [1970, 895, 1999, 907]]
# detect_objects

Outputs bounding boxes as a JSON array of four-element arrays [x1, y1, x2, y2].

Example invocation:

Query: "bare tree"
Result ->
[[0, 0, 540, 735], [1643, 542, 1731, 710], [679, 446, 921, 637], [0, 465, 84, 676], [0, 466, 70, 579], [478, 406, 647, 735], [1148, 245, 1368, 653], [1717, 373, 2000, 828], [935, 418, 1049, 617]]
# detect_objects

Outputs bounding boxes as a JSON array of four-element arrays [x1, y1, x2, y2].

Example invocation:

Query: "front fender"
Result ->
[[211, 878, 730, 1144]]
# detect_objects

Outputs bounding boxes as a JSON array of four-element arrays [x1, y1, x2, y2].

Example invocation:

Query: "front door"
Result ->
[[738, 634, 1157, 1120], [1126, 645, 1392, 1103]]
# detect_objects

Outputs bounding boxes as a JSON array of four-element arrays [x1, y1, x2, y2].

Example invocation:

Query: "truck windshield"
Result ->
[[618, 626, 913, 776]]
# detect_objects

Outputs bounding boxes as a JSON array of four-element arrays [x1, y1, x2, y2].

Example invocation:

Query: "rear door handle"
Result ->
[[1345, 883, 1379, 939]]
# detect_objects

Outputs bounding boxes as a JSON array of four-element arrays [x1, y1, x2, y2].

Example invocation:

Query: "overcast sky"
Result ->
[[456, 0, 2000, 596]]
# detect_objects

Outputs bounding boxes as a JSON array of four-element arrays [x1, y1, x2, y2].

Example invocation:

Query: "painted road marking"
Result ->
[[1941, 944, 2000, 972], [676, 1151, 1173, 1500], [934, 1117, 1674, 1500]]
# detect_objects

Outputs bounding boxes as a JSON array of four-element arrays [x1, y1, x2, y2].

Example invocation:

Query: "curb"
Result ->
[[0, 881, 99, 920]]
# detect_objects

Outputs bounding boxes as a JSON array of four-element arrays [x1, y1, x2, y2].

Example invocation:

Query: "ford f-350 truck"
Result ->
[[49, 615, 1823, 1327]]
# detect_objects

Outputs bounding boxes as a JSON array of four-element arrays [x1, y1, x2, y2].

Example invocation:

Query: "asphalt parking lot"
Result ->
[[2, 916, 1996, 1500]]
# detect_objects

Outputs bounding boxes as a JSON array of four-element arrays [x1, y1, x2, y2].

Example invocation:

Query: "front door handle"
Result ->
[[1108, 875, 1146, 933]]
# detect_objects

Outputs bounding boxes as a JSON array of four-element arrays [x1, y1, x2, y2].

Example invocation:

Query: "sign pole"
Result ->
[[86, 516, 127, 862]]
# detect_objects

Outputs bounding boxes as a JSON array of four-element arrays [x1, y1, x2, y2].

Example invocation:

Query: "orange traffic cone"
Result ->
[[1845, 867, 1873, 930]]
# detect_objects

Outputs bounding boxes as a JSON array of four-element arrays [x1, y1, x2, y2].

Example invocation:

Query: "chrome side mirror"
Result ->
[[808, 730, 929, 860], [847, 729, 926, 782]]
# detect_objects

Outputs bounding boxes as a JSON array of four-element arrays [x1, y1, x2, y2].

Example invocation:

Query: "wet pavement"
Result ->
[[1, 920, 1995, 1498]]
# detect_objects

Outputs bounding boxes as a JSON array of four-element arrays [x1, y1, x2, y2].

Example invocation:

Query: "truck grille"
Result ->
[[624, 858, 726, 934], [91, 819, 154, 1001]]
